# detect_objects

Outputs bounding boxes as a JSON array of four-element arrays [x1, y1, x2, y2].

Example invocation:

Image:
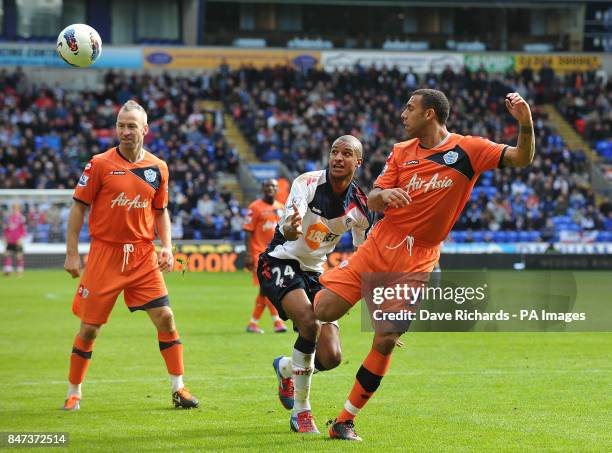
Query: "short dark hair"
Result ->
[[411, 89, 450, 124]]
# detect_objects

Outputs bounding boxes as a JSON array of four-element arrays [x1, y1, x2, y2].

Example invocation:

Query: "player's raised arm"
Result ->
[[64, 201, 87, 278], [502, 92, 535, 168]]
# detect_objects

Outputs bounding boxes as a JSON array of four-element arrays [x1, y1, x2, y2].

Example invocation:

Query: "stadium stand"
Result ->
[[1, 65, 610, 244], [224, 64, 611, 243], [0, 68, 241, 241]]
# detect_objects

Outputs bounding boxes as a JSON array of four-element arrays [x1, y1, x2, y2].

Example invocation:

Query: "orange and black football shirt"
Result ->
[[374, 134, 507, 245], [73, 147, 169, 244]]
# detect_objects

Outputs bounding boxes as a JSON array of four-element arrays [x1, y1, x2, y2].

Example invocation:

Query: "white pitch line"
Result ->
[[15, 368, 610, 387]]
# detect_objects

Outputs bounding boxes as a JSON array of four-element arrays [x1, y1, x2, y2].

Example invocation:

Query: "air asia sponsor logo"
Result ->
[[110, 192, 149, 210], [109, 170, 126, 175], [404, 160, 419, 166], [262, 220, 277, 231], [304, 223, 339, 250], [405, 173, 453, 193]]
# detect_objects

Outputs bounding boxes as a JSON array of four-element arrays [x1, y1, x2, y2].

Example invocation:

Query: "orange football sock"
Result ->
[[158, 330, 184, 376], [69, 335, 94, 385], [263, 297, 280, 317], [337, 348, 392, 422], [250, 296, 266, 321]]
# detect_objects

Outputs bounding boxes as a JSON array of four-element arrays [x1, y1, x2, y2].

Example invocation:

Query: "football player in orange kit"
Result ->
[[62, 100, 198, 411], [244, 179, 288, 333], [315, 89, 535, 440]]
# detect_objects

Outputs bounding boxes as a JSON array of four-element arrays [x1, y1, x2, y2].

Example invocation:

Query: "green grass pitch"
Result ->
[[0, 270, 610, 451]]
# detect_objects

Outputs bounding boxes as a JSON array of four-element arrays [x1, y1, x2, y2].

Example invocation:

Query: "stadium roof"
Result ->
[[209, 0, 584, 7]]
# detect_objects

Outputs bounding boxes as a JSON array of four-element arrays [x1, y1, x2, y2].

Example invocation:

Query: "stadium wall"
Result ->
[[5, 242, 611, 271], [1, 42, 610, 76]]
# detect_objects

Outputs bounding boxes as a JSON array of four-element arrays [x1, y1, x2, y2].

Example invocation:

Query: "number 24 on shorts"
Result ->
[[271, 265, 295, 287]]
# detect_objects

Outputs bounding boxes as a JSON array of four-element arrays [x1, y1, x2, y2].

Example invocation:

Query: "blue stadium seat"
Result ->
[[552, 215, 572, 226], [529, 231, 541, 241], [451, 231, 467, 243], [506, 231, 519, 243], [472, 231, 485, 242], [597, 231, 612, 242], [493, 231, 507, 242], [484, 187, 497, 197]]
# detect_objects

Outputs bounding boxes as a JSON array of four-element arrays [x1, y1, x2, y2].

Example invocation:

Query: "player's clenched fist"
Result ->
[[505, 92, 532, 125], [64, 253, 82, 278], [157, 246, 174, 272], [381, 188, 412, 209], [283, 201, 303, 240]]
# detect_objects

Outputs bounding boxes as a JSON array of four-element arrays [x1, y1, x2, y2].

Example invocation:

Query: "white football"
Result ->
[[56, 24, 102, 68]]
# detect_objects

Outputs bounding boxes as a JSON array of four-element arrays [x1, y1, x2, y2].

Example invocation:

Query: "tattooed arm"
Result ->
[[502, 92, 535, 168]]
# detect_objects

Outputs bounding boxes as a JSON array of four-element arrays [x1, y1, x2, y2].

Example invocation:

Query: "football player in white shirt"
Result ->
[[257, 135, 373, 434]]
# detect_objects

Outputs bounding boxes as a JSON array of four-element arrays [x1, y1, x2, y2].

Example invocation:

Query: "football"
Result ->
[[56, 24, 102, 68]]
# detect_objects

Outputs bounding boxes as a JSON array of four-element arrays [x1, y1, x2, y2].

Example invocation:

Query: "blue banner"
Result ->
[[247, 164, 280, 182], [0, 44, 142, 69]]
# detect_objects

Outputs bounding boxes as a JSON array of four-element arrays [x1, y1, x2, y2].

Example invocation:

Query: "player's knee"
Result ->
[[149, 307, 175, 331], [318, 348, 342, 370], [79, 322, 101, 341], [374, 332, 400, 355], [158, 311, 175, 331], [295, 317, 320, 342]]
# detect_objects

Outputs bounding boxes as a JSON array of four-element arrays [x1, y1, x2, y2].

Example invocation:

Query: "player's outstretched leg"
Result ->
[[282, 289, 320, 434], [64, 323, 99, 411], [246, 295, 266, 334], [329, 331, 398, 441], [272, 323, 341, 411], [148, 306, 199, 409]]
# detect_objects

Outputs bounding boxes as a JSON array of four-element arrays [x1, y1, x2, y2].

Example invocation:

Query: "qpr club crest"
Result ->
[[443, 151, 459, 165], [144, 169, 157, 183]]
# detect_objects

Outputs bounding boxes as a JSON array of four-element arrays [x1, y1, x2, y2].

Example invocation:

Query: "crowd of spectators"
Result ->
[[225, 63, 612, 242], [1, 64, 611, 244], [0, 68, 241, 241]]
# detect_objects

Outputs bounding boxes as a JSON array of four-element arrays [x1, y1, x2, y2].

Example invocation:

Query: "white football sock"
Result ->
[[281, 356, 319, 377], [171, 374, 184, 393], [279, 356, 292, 378], [292, 348, 314, 413], [67, 383, 81, 398]]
